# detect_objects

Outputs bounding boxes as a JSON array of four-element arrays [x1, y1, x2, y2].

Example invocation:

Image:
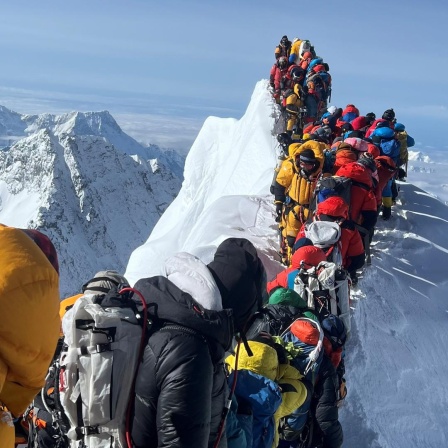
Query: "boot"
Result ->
[[382, 206, 392, 221]]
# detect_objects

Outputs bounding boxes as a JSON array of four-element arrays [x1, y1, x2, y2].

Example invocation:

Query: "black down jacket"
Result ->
[[131, 276, 233, 448], [131, 238, 266, 448], [312, 355, 343, 448]]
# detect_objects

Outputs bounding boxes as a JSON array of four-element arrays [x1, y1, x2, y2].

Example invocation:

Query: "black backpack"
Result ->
[[24, 338, 70, 448]]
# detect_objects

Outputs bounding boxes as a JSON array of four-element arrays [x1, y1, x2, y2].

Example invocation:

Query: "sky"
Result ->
[[125, 81, 448, 447], [1, 0, 447, 152]]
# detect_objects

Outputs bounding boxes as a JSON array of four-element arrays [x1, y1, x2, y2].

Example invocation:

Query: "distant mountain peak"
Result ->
[[0, 128, 182, 296]]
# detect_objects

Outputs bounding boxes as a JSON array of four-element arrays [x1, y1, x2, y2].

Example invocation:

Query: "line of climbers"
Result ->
[[260, 98, 414, 446], [269, 35, 332, 134], [264, 34, 414, 446], [271, 104, 414, 267]]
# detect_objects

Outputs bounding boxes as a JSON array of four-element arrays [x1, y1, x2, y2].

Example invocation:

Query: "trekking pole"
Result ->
[[213, 337, 242, 448], [120, 287, 148, 448], [355, 225, 371, 265]]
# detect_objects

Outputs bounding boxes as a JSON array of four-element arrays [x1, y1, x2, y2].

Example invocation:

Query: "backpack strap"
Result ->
[[350, 179, 371, 191], [118, 287, 149, 448], [287, 268, 300, 290]]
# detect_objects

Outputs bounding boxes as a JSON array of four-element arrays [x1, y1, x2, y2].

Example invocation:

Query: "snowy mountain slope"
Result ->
[[342, 182, 448, 447], [0, 105, 28, 145], [407, 149, 448, 205], [125, 80, 448, 446], [0, 105, 186, 178], [0, 129, 180, 297]]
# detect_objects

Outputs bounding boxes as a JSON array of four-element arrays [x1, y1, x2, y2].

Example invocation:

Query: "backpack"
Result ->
[[280, 313, 347, 447], [246, 307, 298, 339], [309, 176, 352, 214], [281, 317, 324, 384], [278, 316, 324, 439], [407, 134, 415, 148], [291, 261, 351, 336], [322, 150, 336, 174], [340, 105, 359, 123], [379, 138, 401, 162], [56, 287, 148, 448], [306, 73, 328, 101], [304, 220, 343, 266], [28, 277, 148, 448], [23, 338, 70, 448]]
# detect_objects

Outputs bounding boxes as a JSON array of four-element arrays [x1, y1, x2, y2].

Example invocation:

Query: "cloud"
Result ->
[[402, 105, 448, 119], [114, 113, 202, 153]]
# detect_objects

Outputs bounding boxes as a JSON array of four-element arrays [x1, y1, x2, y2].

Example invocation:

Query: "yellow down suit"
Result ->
[[0, 225, 60, 446], [276, 140, 325, 242]]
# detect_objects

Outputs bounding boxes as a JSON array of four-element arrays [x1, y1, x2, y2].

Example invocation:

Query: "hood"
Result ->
[[367, 143, 381, 159], [335, 161, 373, 186], [342, 104, 359, 116], [351, 116, 367, 131], [336, 142, 355, 153], [376, 155, 397, 171], [268, 288, 308, 309], [20, 228, 59, 275], [317, 196, 349, 219], [207, 238, 267, 331], [0, 225, 60, 416], [133, 275, 233, 350], [162, 252, 222, 311], [343, 137, 368, 152], [226, 340, 279, 381], [290, 245, 327, 269]]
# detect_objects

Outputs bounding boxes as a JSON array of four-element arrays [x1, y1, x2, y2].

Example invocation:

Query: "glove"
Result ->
[[337, 377, 347, 408], [275, 202, 283, 223], [286, 235, 296, 248]]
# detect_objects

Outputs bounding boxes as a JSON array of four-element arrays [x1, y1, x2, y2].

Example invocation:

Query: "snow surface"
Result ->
[[126, 80, 448, 446]]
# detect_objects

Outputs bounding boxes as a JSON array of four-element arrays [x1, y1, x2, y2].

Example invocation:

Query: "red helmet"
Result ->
[[301, 51, 312, 60], [316, 197, 349, 220]]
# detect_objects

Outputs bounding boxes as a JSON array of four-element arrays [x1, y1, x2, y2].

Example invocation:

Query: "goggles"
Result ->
[[299, 159, 315, 168], [317, 213, 345, 223]]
